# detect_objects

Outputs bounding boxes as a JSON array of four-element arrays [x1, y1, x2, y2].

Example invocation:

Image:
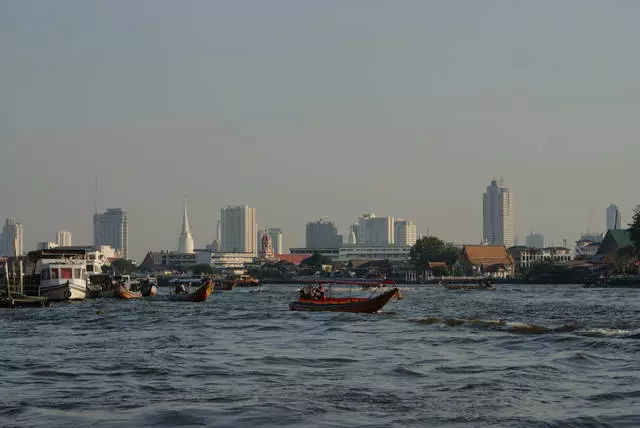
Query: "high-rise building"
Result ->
[[0, 219, 24, 257], [306, 219, 342, 248], [606, 204, 622, 230], [394, 219, 417, 246], [357, 214, 394, 244], [267, 228, 283, 255], [178, 198, 195, 253], [56, 231, 72, 247], [483, 178, 514, 248], [94, 208, 128, 259], [220, 205, 257, 254], [525, 232, 544, 249]]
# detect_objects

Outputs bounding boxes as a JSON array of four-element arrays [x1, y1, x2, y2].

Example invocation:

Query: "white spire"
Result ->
[[178, 197, 195, 253]]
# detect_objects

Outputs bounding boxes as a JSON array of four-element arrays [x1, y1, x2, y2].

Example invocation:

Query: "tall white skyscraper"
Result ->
[[220, 205, 257, 254], [267, 228, 283, 255], [606, 204, 622, 230], [394, 219, 417, 246], [483, 178, 514, 248], [94, 208, 128, 259], [357, 214, 394, 244], [56, 231, 72, 247], [178, 198, 195, 253], [0, 219, 24, 257]]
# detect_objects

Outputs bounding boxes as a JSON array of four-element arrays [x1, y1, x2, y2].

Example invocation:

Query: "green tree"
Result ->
[[300, 251, 332, 269], [191, 264, 214, 275], [410, 236, 459, 270], [612, 245, 637, 275], [110, 259, 137, 274], [629, 206, 640, 251]]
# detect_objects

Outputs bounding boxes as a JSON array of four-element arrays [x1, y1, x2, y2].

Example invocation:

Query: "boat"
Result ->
[[87, 274, 140, 298], [25, 249, 89, 301], [213, 280, 235, 291], [168, 280, 213, 302], [140, 278, 159, 296], [232, 275, 260, 287], [1, 257, 50, 308], [289, 280, 401, 313], [117, 284, 142, 299]]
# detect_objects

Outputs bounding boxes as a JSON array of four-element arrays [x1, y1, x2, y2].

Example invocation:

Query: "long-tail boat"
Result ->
[[169, 280, 213, 302], [289, 279, 401, 313], [443, 277, 496, 291]]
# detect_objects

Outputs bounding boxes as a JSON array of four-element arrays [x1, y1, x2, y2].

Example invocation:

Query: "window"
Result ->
[[41, 269, 50, 280], [73, 268, 82, 278], [87, 265, 94, 272], [61, 268, 72, 279], [51, 269, 59, 279]]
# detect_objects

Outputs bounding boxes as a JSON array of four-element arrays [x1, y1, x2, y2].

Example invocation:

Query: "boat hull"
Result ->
[[445, 285, 496, 291], [289, 287, 399, 313], [168, 282, 213, 302], [39, 282, 86, 301], [117, 285, 142, 299]]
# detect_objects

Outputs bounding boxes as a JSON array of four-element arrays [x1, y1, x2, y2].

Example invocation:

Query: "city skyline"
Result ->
[[3, 1, 640, 259]]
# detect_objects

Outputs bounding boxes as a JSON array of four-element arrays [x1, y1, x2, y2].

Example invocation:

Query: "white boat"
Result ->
[[26, 249, 89, 301]]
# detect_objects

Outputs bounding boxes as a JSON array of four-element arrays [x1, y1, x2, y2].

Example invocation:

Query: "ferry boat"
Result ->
[[26, 249, 89, 301]]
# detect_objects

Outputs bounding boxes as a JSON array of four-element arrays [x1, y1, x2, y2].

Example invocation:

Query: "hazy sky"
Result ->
[[2, 0, 640, 259]]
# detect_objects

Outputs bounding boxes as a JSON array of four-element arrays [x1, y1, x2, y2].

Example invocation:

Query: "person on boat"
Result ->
[[175, 282, 187, 294], [317, 285, 326, 300]]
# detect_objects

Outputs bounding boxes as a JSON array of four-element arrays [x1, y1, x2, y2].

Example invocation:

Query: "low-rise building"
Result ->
[[509, 246, 572, 269], [141, 250, 255, 272], [455, 245, 515, 278], [290, 244, 411, 263]]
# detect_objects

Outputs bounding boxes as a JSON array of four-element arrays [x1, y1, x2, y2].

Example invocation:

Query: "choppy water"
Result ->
[[1, 284, 639, 428]]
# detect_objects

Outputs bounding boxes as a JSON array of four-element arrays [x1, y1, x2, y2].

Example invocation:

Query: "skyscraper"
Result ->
[[178, 198, 195, 253], [306, 219, 342, 248], [56, 231, 72, 247], [483, 178, 514, 248], [357, 214, 394, 244], [0, 219, 24, 257], [94, 208, 128, 259], [220, 205, 257, 253], [606, 204, 622, 230], [394, 219, 417, 246]]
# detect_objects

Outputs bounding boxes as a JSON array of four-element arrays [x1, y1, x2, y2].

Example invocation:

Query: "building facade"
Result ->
[[357, 214, 394, 244], [220, 205, 257, 254], [525, 232, 544, 249], [94, 208, 128, 259], [305, 219, 342, 248], [509, 246, 572, 269], [56, 231, 72, 247], [394, 220, 417, 246], [483, 178, 514, 248], [0, 219, 24, 257], [606, 204, 622, 230]]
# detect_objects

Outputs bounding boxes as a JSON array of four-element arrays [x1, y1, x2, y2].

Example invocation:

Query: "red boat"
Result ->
[[169, 281, 213, 302], [289, 280, 401, 313]]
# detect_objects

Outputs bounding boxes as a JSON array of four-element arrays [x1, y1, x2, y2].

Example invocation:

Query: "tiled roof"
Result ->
[[463, 245, 514, 266], [275, 254, 311, 266]]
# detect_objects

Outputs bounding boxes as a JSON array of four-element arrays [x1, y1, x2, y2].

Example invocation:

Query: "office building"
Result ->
[[357, 214, 394, 244], [220, 205, 257, 254], [483, 178, 514, 248], [394, 219, 417, 246], [0, 219, 24, 257], [94, 208, 128, 259], [306, 219, 342, 248], [606, 204, 622, 230], [56, 231, 72, 247], [525, 232, 544, 249]]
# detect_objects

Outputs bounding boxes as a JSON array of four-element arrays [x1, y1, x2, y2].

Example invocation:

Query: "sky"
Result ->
[[2, 0, 640, 259]]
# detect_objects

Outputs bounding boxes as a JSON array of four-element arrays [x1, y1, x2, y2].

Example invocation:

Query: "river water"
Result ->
[[1, 284, 639, 428]]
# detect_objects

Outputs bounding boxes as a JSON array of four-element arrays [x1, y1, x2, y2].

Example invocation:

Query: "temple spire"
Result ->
[[178, 197, 195, 253]]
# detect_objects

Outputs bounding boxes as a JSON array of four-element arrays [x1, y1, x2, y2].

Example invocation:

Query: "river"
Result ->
[[1, 284, 639, 427]]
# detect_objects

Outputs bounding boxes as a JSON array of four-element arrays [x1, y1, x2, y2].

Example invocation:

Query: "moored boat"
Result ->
[[25, 250, 89, 301], [443, 277, 496, 291], [289, 281, 400, 313]]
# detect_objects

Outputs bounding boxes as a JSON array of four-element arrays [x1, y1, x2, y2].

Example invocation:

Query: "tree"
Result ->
[[629, 206, 640, 251], [410, 236, 459, 270], [191, 264, 214, 275], [110, 259, 137, 274], [612, 245, 637, 275], [300, 251, 332, 269]]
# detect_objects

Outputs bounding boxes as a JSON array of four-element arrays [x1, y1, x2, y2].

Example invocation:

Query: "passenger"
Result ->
[[318, 286, 326, 300]]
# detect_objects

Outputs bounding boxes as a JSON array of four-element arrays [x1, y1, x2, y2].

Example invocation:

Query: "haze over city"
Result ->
[[2, 0, 640, 259]]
